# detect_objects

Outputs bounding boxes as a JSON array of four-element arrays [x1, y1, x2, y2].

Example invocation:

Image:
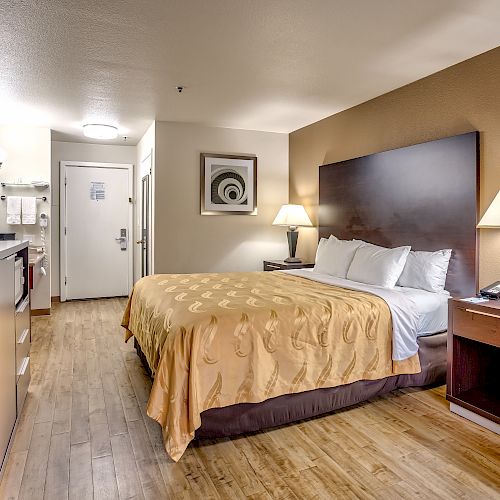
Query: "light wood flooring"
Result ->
[[0, 298, 499, 499]]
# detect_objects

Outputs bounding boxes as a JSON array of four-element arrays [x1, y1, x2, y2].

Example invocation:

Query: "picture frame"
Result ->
[[200, 153, 257, 215]]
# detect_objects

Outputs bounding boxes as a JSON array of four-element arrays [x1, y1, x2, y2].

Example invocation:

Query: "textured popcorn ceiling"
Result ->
[[1, 0, 500, 144]]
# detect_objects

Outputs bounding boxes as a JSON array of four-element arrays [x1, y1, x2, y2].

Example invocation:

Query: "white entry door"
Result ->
[[61, 163, 133, 300]]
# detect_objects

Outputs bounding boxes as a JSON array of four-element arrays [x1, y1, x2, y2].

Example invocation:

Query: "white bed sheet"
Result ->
[[283, 268, 448, 361], [393, 285, 449, 338]]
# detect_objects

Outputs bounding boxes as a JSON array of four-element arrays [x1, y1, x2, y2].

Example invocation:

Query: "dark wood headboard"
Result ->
[[319, 132, 479, 297]]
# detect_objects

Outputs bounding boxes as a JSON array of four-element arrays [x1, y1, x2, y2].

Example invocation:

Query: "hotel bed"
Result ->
[[196, 270, 449, 439], [123, 268, 448, 460], [123, 132, 479, 462]]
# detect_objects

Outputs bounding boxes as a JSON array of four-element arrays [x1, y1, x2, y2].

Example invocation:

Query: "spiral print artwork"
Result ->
[[201, 154, 256, 214], [210, 167, 248, 205]]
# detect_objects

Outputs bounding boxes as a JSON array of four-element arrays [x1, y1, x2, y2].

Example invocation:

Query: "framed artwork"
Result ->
[[200, 153, 257, 215]]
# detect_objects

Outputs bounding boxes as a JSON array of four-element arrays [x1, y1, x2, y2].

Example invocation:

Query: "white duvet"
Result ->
[[284, 268, 448, 361]]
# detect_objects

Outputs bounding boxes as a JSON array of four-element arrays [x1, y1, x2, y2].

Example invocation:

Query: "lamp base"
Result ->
[[284, 256, 302, 263], [286, 229, 300, 263]]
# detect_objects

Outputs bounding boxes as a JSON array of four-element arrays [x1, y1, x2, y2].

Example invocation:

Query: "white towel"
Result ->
[[21, 197, 37, 225], [6, 196, 21, 225]]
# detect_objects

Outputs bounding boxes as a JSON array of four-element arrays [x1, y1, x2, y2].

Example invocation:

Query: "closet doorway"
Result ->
[[139, 174, 150, 277], [138, 151, 152, 278]]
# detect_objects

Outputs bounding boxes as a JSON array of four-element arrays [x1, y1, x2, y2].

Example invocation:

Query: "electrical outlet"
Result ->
[[24, 233, 35, 244]]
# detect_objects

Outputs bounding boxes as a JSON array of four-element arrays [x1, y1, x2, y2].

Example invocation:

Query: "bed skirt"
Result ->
[[134, 332, 446, 439]]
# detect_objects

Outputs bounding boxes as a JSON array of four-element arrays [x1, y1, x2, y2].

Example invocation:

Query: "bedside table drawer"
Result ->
[[452, 305, 500, 347], [264, 263, 282, 271]]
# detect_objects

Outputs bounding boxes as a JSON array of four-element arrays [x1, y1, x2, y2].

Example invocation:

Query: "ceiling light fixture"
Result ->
[[83, 124, 118, 140]]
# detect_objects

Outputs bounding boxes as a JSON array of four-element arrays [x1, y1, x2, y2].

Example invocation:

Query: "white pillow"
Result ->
[[314, 236, 363, 278], [347, 244, 411, 288], [313, 238, 329, 267], [397, 249, 452, 293]]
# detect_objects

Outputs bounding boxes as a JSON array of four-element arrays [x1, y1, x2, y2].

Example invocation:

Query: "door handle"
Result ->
[[116, 228, 128, 251]]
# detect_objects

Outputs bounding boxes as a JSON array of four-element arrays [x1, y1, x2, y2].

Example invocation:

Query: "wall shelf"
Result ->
[[1, 182, 50, 188], [0, 195, 47, 202]]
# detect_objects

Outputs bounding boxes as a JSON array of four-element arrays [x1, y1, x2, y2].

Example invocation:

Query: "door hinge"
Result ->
[[64, 227, 67, 235], [64, 177, 67, 186], [64, 276, 67, 285]]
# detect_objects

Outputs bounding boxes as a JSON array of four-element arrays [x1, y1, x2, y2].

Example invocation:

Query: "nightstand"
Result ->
[[447, 298, 499, 433], [263, 260, 315, 271]]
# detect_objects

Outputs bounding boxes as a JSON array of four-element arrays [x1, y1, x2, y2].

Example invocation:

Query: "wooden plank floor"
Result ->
[[0, 298, 499, 500]]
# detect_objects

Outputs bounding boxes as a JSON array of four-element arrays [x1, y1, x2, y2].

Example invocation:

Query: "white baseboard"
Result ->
[[450, 403, 500, 434]]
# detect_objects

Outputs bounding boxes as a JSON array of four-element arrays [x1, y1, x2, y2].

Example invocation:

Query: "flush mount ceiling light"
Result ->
[[83, 124, 118, 140]]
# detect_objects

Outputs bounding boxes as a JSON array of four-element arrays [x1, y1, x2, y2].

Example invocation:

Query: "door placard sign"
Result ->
[[90, 181, 105, 201]]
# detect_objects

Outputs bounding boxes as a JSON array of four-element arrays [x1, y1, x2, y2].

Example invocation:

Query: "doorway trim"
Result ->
[[60, 161, 134, 302]]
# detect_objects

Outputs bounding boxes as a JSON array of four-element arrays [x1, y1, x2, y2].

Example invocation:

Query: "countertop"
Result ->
[[0, 240, 28, 259]]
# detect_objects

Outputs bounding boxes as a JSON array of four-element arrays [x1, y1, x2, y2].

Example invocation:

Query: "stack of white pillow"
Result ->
[[313, 235, 451, 293]]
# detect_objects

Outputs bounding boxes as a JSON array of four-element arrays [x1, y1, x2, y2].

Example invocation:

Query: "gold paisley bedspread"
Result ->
[[122, 271, 420, 461]]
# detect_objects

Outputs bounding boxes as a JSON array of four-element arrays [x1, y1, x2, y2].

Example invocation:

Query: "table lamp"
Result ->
[[477, 190, 500, 228], [273, 204, 313, 263]]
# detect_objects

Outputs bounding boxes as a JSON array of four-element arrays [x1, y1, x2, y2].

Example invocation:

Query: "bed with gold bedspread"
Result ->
[[122, 271, 422, 461]]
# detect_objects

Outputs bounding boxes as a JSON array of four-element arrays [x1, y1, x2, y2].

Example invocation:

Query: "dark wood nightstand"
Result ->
[[447, 298, 499, 433], [263, 260, 315, 271]]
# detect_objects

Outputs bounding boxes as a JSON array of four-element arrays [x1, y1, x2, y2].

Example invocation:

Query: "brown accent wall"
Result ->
[[289, 46, 500, 288]]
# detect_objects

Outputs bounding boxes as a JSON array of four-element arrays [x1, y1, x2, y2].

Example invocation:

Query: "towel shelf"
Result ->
[[0, 196, 47, 202], [1, 182, 49, 188]]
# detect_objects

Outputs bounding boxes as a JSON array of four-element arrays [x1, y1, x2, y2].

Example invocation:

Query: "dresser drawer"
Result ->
[[15, 297, 30, 338], [452, 304, 500, 347], [16, 327, 30, 376], [17, 357, 30, 412]]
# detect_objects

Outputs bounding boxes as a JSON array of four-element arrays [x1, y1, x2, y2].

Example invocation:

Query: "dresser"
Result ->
[[0, 241, 31, 475], [447, 298, 499, 433]]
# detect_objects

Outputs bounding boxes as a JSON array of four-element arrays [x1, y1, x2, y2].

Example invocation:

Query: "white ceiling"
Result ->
[[1, 0, 500, 145]]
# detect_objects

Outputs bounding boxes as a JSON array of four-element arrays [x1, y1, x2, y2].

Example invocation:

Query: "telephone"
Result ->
[[479, 281, 500, 299]]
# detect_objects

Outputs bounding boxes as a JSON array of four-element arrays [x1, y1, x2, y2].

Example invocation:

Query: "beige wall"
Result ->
[[289, 46, 500, 289], [50, 140, 137, 296], [154, 122, 289, 273], [0, 126, 51, 309]]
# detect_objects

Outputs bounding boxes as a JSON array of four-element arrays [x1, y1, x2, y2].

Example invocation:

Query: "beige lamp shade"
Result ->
[[272, 204, 313, 227], [478, 191, 500, 228]]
